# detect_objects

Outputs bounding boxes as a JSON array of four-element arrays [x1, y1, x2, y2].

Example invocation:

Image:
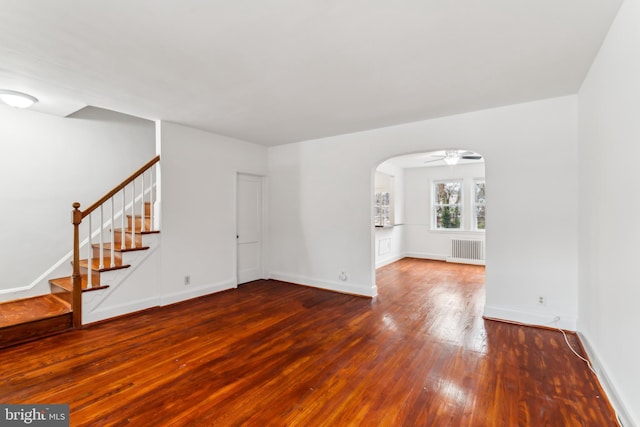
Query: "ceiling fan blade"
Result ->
[[423, 158, 444, 164], [461, 155, 482, 160]]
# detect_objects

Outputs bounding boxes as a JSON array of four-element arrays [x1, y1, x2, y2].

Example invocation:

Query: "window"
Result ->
[[433, 181, 462, 229], [474, 180, 486, 230], [375, 172, 394, 227], [375, 191, 391, 226]]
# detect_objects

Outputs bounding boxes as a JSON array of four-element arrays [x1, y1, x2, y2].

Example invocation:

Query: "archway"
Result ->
[[372, 149, 486, 287]]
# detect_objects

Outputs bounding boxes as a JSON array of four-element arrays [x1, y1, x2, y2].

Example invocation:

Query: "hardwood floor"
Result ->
[[0, 259, 617, 426]]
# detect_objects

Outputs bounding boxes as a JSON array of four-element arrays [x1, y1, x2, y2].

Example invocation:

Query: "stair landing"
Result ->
[[0, 295, 72, 348]]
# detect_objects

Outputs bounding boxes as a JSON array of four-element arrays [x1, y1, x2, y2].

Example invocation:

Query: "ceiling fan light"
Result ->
[[0, 90, 38, 108], [443, 150, 460, 166]]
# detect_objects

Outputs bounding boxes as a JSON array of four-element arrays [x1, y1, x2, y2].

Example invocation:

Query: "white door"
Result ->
[[236, 173, 263, 284]]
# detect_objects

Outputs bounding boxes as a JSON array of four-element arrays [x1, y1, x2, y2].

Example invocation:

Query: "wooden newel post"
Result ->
[[72, 202, 83, 328]]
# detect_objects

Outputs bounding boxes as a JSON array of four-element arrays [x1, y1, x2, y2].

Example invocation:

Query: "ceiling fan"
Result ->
[[424, 150, 482, 166]]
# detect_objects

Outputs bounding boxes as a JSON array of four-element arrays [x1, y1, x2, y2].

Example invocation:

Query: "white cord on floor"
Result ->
[[547, 317, 597, 375], [548, 317, 623, 427]]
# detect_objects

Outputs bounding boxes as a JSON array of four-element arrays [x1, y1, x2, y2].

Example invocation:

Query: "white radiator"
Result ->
[[447, 239, 485, 265]]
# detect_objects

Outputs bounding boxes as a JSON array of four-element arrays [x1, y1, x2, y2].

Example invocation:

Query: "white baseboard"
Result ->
[[160, 278, 237, 307], [403, 252, 447, 261], [484, 305, 577, 331], [403, 253, 486, 266], [83, 295, 161, 325], [375, 254, 405, 269], [82, 277, 236, 325], [446, 256, 486, 266], [578, 332, 636, 427], [268, 271, 376, 297]]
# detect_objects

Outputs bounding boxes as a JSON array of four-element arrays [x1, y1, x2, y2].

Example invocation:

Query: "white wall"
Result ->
[[374, 163, 404, 268], [158, 121, 268, 305], [403, 163, 485, 261], [268, 140, 378, 296], [0, 106, 155, 298], [268, 95, 578, 327], [578, 0, 640, 424]]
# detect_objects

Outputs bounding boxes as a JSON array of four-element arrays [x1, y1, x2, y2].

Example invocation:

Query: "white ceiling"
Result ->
[[0, 1, 622, 146]]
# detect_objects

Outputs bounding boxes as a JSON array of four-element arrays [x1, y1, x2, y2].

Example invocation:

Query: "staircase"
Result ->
[[0, 156, 160, 348]]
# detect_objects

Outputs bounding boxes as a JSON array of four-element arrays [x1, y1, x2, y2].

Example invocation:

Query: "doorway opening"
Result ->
[[372, 149, 486, 286]]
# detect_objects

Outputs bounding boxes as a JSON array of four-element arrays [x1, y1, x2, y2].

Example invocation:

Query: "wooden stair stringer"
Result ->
[[80, 231, 161, 325]]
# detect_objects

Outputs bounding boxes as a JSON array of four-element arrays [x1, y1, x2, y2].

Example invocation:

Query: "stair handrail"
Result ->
[[81, 155, 161, 219], [71, 155, 160, 327]]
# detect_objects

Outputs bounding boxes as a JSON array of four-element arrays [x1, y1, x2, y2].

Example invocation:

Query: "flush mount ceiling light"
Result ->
[[0, 89, 38, 108]]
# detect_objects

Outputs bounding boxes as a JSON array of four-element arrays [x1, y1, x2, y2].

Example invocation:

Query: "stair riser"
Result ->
[[127, 215, 152, 232], [89, 248, 124, 265], [49, 285, 72, 305], [0, 314, 72, 349], [113, 230, 144, 246], [79, 269, 101, 285]]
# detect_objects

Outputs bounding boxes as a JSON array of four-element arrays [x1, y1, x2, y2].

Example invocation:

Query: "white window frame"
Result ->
[[432, 179, 463, 231]]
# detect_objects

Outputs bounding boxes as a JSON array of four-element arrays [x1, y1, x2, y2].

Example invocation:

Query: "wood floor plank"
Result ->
[[0, 259, 618, 426]]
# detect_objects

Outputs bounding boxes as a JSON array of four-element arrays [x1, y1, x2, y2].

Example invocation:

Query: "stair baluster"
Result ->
[[99, 205, 105, 270], [121, 189, 126, 250], [149, 169, 155, 230], [110, 197, 115, 268], [87, 213, 93, 288], [131, 178, 136, 249], [141, 173, 146, 232]]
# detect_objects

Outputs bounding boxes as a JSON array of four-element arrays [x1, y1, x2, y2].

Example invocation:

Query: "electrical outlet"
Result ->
[[184, 275, 191, 286], [339, 271, 348, 282], [537, 296, 546, 306]]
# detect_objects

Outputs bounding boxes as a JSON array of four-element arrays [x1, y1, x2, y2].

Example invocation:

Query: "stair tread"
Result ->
[[94, 242, 150, 252], [49, 277, 109, 292], [78, 259, 130, 272], [0, 295, 71, 329], [113, 228, 160, 236]]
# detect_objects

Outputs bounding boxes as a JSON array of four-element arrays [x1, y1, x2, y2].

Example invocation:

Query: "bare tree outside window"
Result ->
[[475, 180, 486, 230], [433, 181, 462, 229], [375, 192, 391, 226]]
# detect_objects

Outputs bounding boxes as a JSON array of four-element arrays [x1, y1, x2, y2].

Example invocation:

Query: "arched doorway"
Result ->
[[372, 149, 486, 280]]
